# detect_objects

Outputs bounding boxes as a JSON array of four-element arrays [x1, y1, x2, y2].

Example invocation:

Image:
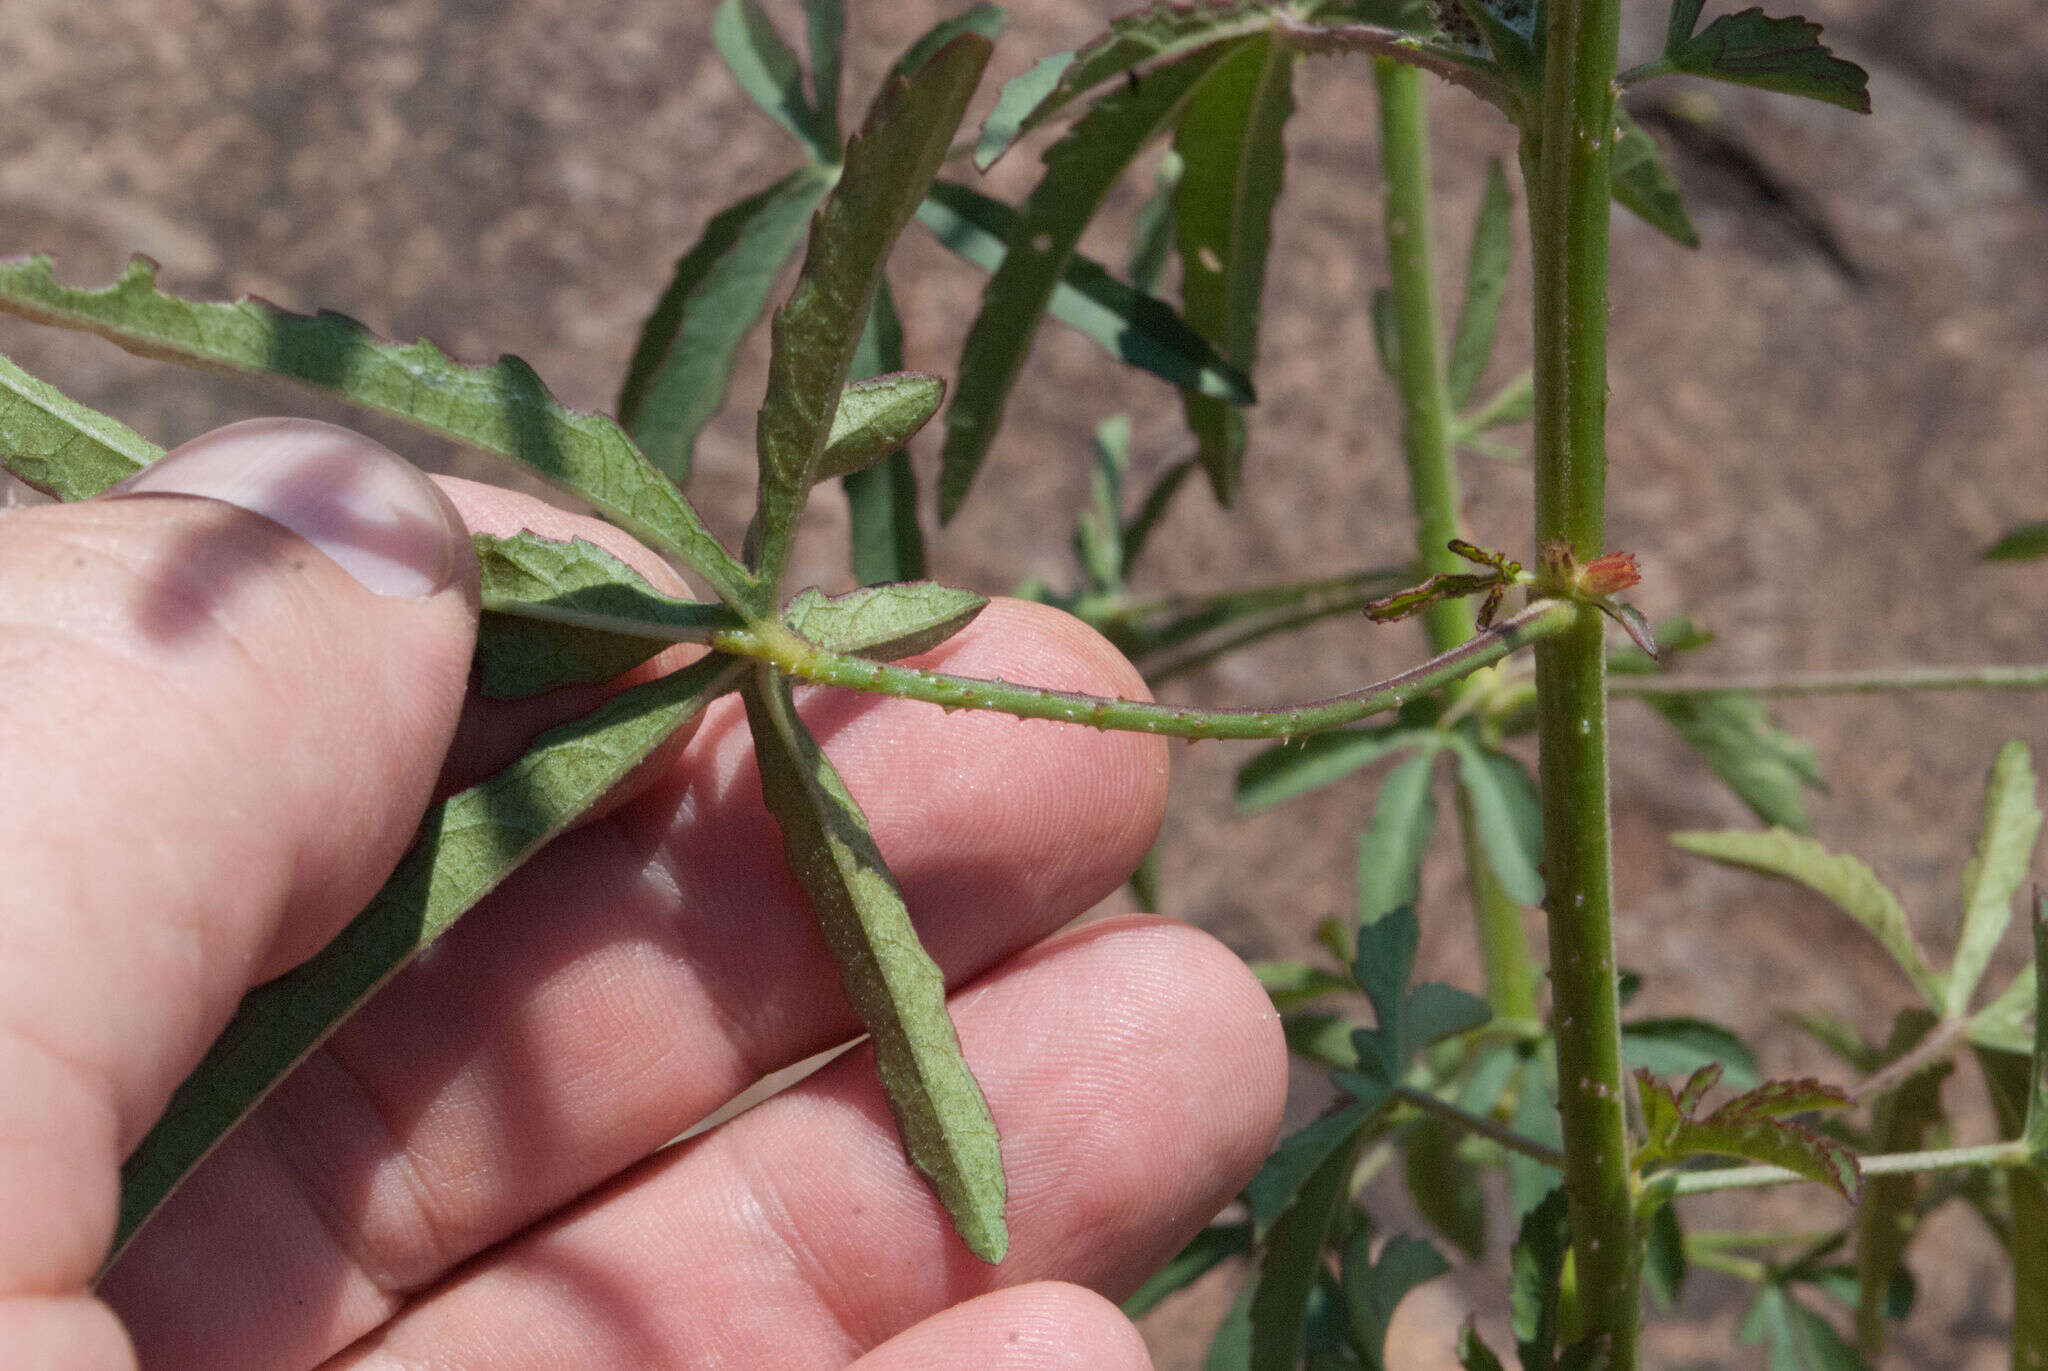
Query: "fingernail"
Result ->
[[109, 418, 465, 598]]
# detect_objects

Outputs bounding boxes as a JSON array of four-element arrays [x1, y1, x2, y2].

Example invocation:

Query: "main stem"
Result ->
[[1526, 0, 1637, 1358], [1375, 57, 1540, 1021]]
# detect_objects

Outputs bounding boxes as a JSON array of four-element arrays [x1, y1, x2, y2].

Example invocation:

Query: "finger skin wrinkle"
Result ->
[[0, 1019, 122, 1293], [262, 1040, 454, 1297]]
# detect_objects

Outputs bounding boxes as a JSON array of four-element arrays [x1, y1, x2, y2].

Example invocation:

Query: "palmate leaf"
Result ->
[[113, 652, 748, 1264], [916, 180, 1254, 403], [618, 166, 835, 483], [1671, 827, 1946, 1006], [0, 255, 755, 609], [1345, 906, 1491, 1086], [0, 349, 158, 498], [1636, 1064, 1861, 1202], [1609, 107, 1700, 248], [1446, 159, 1513, 410], [841, 277, 926, 585], [714, 0, 837, 161], [1173, 32, 1293, 503], [1740, 1284, 1873, 1371], [1662, 2, 1871, 114], [1948, 741, 2041, 1017], [1642, 689, 1825, 832], [752, 34, 990, 591], [941, 40, 1244, 522], [973, 0, 1281, 170], [742, 668, 1008, 1261]]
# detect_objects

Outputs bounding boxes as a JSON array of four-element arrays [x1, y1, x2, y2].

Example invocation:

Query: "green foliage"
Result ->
[[1851, 1011, 1949, 1357], [1447, 159, 1513, 410], [1658, 2, 1872, 114], [1248, 1125, 1371, 1370], [1343, 1230, 1451, 1369], [917, 180, 1255, 402], [1447, 735, 1544, 906], [1172, 32, 1293, 502], [942, 39, 1240, 521], [1670, 827, 1945, 1006], [115, 653, 746, 1262], [1949, 741, 2042, 1016], [0, 255, 756, 607], [841, 277, 926, 584], [1636, 1064, 1862, 1202], [0, 350, 157, 498], [619, 168, 835, 481], [1641, 690, 1826, 832], [1346, 906, 1493, 1086], [1405, 1114, 1488, 1257], [972, 0, 1280, 170], [1236, 725, 1423, 810], [473, 532, 736, 698], [715, 0, 839, 159], [1358, 746, 1443, 923], [1609, 108, 1701, 248], [751, 34, 989, 592], [812, 371, 947, 480], [1620, 1016, 1761, 1089], [1123, 1222, 1253, 1317], [742, 668, 1008, 1261], [1739, 1284, 1872, 1371], [1983, 521, 2048, 562], [781, 581, 988, 658]]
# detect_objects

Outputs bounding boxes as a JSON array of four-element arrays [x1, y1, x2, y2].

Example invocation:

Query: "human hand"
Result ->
[[0, 420, 1285, 1370]]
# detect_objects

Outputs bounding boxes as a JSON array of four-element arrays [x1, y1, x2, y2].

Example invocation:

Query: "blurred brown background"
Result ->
[[3, 1, 2044, 1364]]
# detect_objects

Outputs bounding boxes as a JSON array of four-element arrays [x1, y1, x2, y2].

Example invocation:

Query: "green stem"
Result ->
[[1526, 0, 1635, 1355], [1375, 57, 1470, 653], [1610, 663, 2048, 697], [1392, 1082, 1567, 1168], [1376, 56, 1541, 1023], [715, 600, 1575, 740], [1661, 1141, 2030, 1198]]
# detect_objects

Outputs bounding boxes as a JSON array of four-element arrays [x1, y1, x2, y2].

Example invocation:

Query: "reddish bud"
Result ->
[[1581, 551, 1641, 597]]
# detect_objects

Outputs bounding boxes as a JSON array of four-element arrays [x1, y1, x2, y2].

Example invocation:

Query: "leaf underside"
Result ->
[[742, 669, 1008, 1262], [113, 654, 746, 1267], [0, 255, 752, 605]]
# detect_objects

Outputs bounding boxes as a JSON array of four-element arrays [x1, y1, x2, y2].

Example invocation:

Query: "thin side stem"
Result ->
[[1392, 1083, 1566, 1168], [1376, 56, 1540, 1023], [1610, 663, 2048, 697], [1663, 1141, 2030, 1198], [716, 600, 1576, 740], [1527, 0, 1635, 1355], [1140, 585, 1406, 684]]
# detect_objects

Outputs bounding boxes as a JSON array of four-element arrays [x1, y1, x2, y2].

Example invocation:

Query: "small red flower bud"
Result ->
[[1581, 551, 1641, 597]]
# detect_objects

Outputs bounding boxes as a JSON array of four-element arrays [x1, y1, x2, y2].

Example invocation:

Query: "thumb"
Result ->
[[0, 420, 477, 1328]]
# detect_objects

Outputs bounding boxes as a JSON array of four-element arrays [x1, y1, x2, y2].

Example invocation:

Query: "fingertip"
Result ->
[[852, 1282, 1152, 1371]]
